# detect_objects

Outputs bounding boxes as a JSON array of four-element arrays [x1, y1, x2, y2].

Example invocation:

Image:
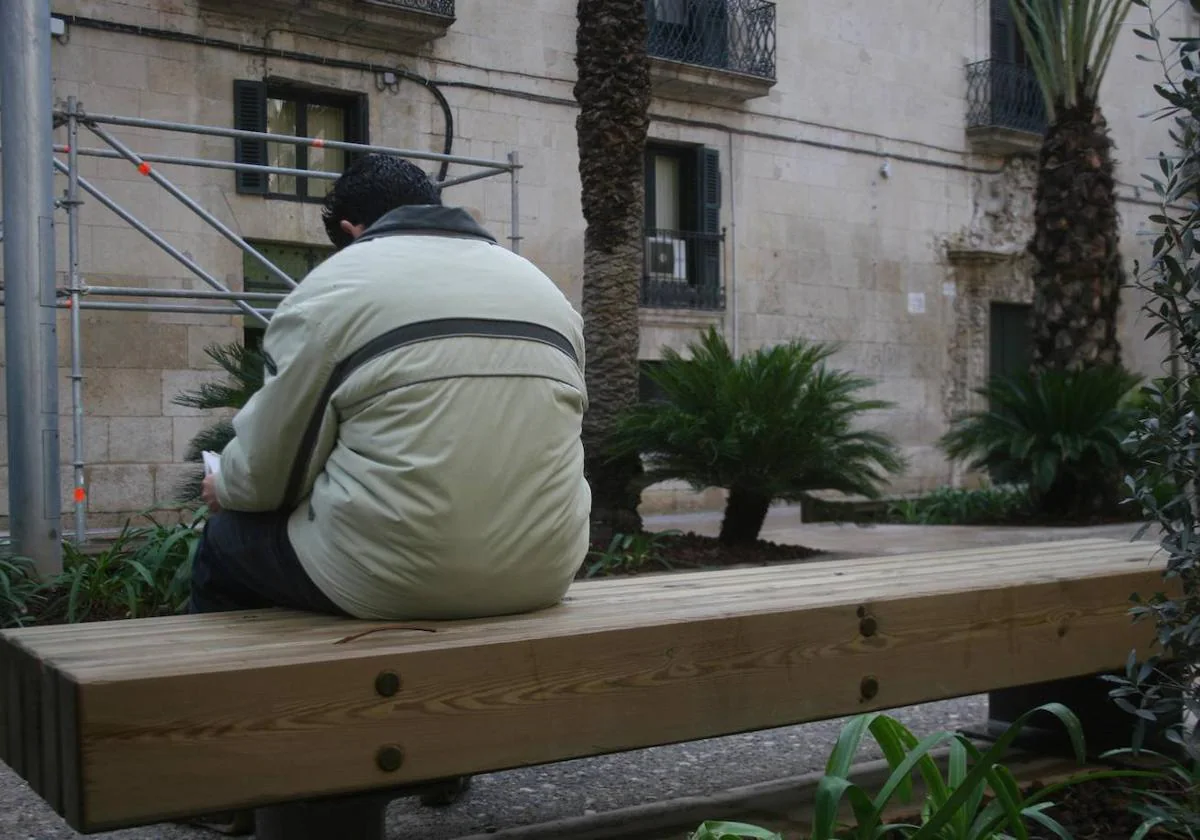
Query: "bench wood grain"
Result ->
[[0, 538, 1166, 833]]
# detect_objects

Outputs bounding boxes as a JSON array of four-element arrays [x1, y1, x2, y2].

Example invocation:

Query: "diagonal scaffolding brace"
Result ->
[[21, 98, 525, 547]]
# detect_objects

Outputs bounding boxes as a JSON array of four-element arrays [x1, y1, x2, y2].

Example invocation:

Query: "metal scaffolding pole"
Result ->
[[64, 301, 276, 317], [82, 286, 288, 302], [51, 159, 271, 327], [65, 111, 516, 170], [508, 151, 521, 255], [55, 145, 343, 183], [85, 122, 299, 291], [1, 0, 63, 573], [65, 98, 87, 545], [19, 99, 525, 539]]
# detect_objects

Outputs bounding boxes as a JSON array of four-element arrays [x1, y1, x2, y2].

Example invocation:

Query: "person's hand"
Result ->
[[201, 473, 222, 514]]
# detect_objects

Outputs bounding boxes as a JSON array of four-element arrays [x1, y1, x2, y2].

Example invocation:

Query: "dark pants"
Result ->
[[189, 509, 346, 616]]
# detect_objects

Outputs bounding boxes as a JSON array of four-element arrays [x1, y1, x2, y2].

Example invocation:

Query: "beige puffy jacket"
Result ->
[[215, 206, 591, 619]]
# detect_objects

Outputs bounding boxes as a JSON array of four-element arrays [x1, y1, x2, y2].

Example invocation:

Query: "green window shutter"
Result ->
[[233, 80, 268, 194], [346, 93, 371, 169], [694, 146, 721, 302]]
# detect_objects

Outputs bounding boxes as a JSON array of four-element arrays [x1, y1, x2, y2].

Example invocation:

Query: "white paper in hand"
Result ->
[[202, 450, 221, 476]]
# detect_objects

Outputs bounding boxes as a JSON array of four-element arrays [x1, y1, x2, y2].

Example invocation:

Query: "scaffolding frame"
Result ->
[[19, 95, 522, 553]]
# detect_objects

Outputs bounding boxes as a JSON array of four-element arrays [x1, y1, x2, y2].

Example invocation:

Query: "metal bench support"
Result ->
[[986, 672, 1183, 758], [255, 792, 391, 840]]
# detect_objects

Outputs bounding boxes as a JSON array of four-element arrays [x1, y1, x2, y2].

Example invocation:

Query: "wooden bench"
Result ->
[[0, 537, 1166, 839]]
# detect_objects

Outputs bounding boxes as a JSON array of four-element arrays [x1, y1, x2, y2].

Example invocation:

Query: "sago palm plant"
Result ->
[[1008, 0, 1134, 371], [172, 341, 266, 501], [939, 365, 1141, 519], [609, 328, 905, 545]]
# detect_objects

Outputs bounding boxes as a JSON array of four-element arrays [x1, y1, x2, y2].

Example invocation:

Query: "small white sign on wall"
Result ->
[[907, 292, 926, 315], [942, 282, 957, 299]]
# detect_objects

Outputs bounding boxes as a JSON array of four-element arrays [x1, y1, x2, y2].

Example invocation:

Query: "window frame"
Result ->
[[645, 142, 700, 235], [240, 241, 334, 352], [234, 79, 369, 202], [641, 141, 723, 310]]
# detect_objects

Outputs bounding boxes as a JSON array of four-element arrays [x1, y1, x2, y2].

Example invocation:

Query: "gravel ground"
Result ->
[[0, 696, 986, 840]]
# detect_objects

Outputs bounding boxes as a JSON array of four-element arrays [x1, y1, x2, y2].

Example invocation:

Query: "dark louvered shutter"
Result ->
[[990, 0, 1015, 62], [233, 80, 268, 194], [346, 93, 371, 170], [695, 147, 722, 308]]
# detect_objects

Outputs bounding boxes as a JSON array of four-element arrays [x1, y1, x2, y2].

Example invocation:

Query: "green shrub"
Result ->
[[610, 328, 905, 546], [939, 367, 1142, 520], [690, 704, 1151, 840], [172, 342, 266, 501], [582, 530, 680, 578], [1103, 12, 1200, 810], [887, 484, 1031, 526], [0, 554, 43, 629], [35, 507, 206, 624]]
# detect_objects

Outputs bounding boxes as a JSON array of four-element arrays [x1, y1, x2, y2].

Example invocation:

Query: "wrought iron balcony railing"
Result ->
[[362, 0, 454, 16], [646, 0, 777, 81], [642, 228, 725, 311], [966, 59, 1047, 136]]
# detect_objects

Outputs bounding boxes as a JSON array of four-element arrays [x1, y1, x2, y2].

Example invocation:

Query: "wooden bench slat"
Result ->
[[4, 539, 1139, 648], [0, 538, 1169, 832], [50, 542, 1160, 681], [77, 570, 1155, 830], [9, 540, 1156, 673]]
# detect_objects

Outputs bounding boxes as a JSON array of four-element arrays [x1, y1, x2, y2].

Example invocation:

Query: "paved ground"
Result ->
[[0, 514, 1150, 839]]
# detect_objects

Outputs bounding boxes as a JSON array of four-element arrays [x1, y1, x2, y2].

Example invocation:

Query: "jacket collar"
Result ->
[[354, 205, 497, 245]]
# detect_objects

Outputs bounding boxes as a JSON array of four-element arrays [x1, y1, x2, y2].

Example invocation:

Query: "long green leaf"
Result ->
[[827, 714, 881, 777], [909, 704, 1084, 840], [1130, 816, 1167, 840], [691, 821, 782, 840], [869, 730, 958, 816], [988, 764, 1031, 840]]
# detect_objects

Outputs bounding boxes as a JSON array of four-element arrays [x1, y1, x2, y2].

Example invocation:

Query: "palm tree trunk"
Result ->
[[575, 0, 652, 537], [719, 487, 772, 545], [1029, 101, 1123, 373]]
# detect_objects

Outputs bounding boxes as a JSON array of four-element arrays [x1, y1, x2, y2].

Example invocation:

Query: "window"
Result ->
[[241, 242, 333, 353], [642, 143, 723, 310], [964, 0, 1047, 137], [644, 0, 777, 81], [989, 302, 1031, 381], [233, 80, 369, 200], [639, 361, 671, 404], [989, 0, 1032, 68]]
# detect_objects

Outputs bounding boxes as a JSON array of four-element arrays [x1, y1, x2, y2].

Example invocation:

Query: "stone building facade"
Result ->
[[0, 0, 1193, 529]]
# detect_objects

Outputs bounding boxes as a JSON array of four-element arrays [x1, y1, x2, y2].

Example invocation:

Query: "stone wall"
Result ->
[[0, 0, 1193, 527]]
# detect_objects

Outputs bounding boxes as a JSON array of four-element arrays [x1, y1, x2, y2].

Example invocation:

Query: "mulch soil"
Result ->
[[580, 531, 821, 579], [1026, 776, 1176, 840], [647, 532, 820, 568]]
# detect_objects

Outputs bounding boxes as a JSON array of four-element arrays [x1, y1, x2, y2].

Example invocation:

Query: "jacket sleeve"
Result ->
[[215, 300, 335, 512]]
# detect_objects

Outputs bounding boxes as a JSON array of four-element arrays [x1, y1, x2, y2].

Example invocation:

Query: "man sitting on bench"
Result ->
[[188, 155, 590, 826], [193, 153, 589, 620]]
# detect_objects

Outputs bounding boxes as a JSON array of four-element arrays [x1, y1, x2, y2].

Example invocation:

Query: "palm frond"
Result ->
[[1009, 0, 1134, 119], [171, 342, 265, 411], [609, 327, 906, 504], [940, 366, 1141, 512]]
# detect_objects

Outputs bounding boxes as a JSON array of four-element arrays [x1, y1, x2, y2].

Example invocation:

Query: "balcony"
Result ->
[[641, 229, 725, 311], [965, 59, 1047, 154], [197, 0, 455, 51], [645, 0, 777, 105]]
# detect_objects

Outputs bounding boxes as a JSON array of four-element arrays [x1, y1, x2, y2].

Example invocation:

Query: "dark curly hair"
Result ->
[[321, 154, 442, 249]]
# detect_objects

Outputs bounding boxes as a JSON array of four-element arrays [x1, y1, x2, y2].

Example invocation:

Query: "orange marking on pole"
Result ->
[[312, 138, 325, 148], [137, 162, 152, 175], [73, 487, 86, 503]]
